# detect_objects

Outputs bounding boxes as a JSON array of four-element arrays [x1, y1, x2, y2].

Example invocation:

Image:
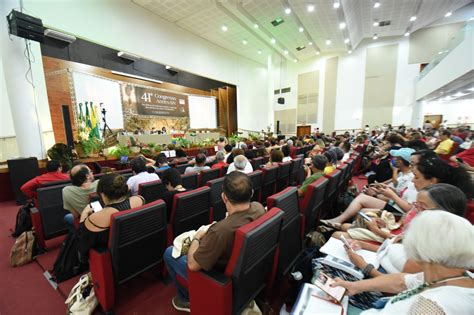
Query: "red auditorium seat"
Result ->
[[207, 177, 227, 222], [220, 165, 229, 177], [276, 161, 292, 191], [261, 165, 278, 203], [250, 157, 264, 169], [299, 177, 329, 234], [289, 158, 304, 186], [168, 187, 212, 245], [184, 208, 284, 315], [323, 169, 343, 218], [466, 200, 474, 224], [89, 200, 167, 312], [247, 170, 263, 203], [437, 142, 459, 162], [267, 187, 303, 283], [138, 179, 166, 204], [198, 168, 220, 187], [175, 163, 192, 174], [181, 172, 199, 190]]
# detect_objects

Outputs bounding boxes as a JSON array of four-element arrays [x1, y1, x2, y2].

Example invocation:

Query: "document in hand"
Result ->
[[291, 283, 348, 315], [320, 237, 379, 268]]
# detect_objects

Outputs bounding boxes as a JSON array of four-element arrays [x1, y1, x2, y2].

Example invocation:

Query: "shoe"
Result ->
[[319, 219, 341, 230], [172, 296, 190, 312]]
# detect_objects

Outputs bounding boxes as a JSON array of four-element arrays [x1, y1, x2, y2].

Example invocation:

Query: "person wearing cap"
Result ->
[[389, 148, 415, 194]]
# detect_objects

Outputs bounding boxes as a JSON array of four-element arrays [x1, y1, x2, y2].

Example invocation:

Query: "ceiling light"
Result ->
[[271, 38, 276, 44], [307, 5, 315, 12], [285, 8, 291, 14], [404, 32, 410, 37], [316, 51, 320, 55], [468, 87, 474, 92], [333, 1, 340, 9], [373, 34, 378, 40], [299, 27, 304, 32], [44, 29, 76, 43], [469, 17, 474, 21], [308, 41, 313, 45], [373, 21, 379, 27], [257, 49, 262, 54], [221, 25, 228, 32], [374, 2, 380, 8], [454, 92, 466, 97], [293, 59, 298, 63], [242, 39, 247, 44], [438, 51, 443, 55], [111, 71, 162, 84], [344, 38, 350, 44], [284, 50, 288, 55], [165, 65, 171, 70], [117, 51, 141, 62], [325, 39, 331, 45], [445, 12, 452, 17], [348, 50, 352, 54], [410, 16, 417, 22], [339, 22, 346, 29], [254, 24, 259, 28]]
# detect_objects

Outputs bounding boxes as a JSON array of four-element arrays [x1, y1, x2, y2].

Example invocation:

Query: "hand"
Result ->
[[344, 246, 366, 269], [347, 239, 362, 250], [380, 187, 396, 198], [374, 217, 387, 228], [195, 229, 207, 240], [330, 278, 360, 296], [365, 219, 381, 233]]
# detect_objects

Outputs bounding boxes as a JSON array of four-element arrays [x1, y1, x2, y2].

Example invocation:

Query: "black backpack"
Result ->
[[51, 232, 88, 283], [12, 203, 34, 237]]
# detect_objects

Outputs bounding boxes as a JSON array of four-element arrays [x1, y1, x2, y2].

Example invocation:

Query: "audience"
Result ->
[[265, 149, 283, 167], [434, 130, 454, 155], [211, 151, 228, 170], [127, 157, 160, 195], [298, 155, 327, 197], [155, 154, 171, 171], [185, 154, 210, 174], [227, 155, 253, 174], [21, 160, 69, 199], [160, 168, 186, 219], [281, 145, 292, 162]]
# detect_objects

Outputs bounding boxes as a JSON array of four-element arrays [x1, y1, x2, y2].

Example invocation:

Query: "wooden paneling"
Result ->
[[227, 86, 237, 135]]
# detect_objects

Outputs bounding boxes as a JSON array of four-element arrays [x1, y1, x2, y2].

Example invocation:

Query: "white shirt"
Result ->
[[127, 171, 160, 196], [376, 239, 408, 274], [184, 165, 210, 174], [342, 152, 350, 162], [282, 156, 292, 162], [393, 171, 414, 195], [227, 161, 253, 174]]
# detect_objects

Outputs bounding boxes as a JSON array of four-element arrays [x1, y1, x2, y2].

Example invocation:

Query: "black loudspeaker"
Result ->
[[276, 120, 280, 134], [277, 97, 285, 104], [62, 105, 74, 148], [7, 157, 40, 205], [7, 10, 44, 43]]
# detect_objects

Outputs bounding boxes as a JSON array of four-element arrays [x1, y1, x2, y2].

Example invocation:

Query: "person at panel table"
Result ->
[[163, 172, 265, 312], [21, 160, 69, 199]]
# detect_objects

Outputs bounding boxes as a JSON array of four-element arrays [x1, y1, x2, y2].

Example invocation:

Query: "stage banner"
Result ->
[[133, 86, 189, 117]]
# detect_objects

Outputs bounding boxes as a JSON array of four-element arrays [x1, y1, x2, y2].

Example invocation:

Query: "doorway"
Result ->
[[423, 115, 443, 129], [297, 125, 311, 137]]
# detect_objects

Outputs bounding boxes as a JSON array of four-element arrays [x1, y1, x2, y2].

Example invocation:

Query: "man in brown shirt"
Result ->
[[163, 171, 265, 312]]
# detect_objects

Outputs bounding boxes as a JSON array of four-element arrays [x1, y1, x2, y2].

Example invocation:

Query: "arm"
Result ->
[[187, 229, 207, 272], [381, 187, 412, 212], [20, 177, 39, 199], [332, 273, 409, 296]]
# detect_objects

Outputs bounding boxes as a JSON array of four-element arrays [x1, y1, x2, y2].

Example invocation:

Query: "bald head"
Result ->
[[234, 155, 248, 170], [70, 164, 92, 186]]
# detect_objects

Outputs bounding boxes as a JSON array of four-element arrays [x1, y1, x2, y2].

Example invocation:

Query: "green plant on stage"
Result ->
[[248, 132, 259, 141], [228, 133, 241, 145], [47, 143, 73, 170], [79, 137, 102, 157], [109, 144, 131, 159], [174, 137, 192, 149]]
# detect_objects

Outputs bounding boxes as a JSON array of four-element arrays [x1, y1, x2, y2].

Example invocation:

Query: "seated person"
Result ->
[[281, 145, 292, 162], [330, 147, 345, 167], [63, 164, 99, 230], [223, 144, 233, 161], [323, 150, 337, 174], [155, 154, 171, 171], [211, 151, 228, 170], [450, 141, 474, 171], [226, 148, 243, 164], [434, 130, 454, 155], [185, 154, 210, 174], [227, 154, 253, 174], [298, 155, 327, 197], [161, 168, 186, 219], [340, 142, 351, 162], [21, 160, 69, 199], [334, 211, 474, 314], [216, 137, 226, 152], [163, 172, 266, 312], [77, 173, 144, 262], [264, 149, 283, 167], [127, 157, 160, 195]]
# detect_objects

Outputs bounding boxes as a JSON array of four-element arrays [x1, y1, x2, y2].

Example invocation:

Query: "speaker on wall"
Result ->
[[7, 10, 45, 43], [276, 120, 280, 135], [62, 105, 74, 149], [7, 157, 40, 205], [277, 97, 285, 104]]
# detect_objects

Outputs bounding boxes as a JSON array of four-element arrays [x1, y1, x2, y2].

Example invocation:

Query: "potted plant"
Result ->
[[47, 143, 73, 171], [109, 144, 131, 159]]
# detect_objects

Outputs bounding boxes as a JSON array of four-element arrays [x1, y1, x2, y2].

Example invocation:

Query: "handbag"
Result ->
[[10, 231, 38, 267], [65, 273, 98, 315]]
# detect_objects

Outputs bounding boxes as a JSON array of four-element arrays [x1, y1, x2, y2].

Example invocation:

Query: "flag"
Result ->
[[89, 102, 101, 139], [85, 102, 92, 129]]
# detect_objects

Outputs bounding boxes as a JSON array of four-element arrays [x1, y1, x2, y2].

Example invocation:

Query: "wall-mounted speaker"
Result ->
[[277, 97, 285, 104], [7, 10, 44, 43]]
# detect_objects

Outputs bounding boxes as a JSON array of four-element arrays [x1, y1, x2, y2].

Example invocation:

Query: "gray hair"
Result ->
[[215, 151, 225, 161], [239, 143, 248, 150], [234, 155, 248, 170], [403, 211, 474, 269], [287, 139, 293, 146]]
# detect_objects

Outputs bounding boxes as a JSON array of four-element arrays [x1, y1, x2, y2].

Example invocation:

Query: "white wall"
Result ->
[[419, 99, 474, 125], [22, 0, 271, 133]]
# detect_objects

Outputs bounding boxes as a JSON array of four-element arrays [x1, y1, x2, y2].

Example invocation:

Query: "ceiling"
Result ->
[[132, 0, 472, 64]]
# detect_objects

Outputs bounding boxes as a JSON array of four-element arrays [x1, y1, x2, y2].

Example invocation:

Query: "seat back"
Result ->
[[175, 163, 191, 174], [207, 177, 227, 222], [199, 168, 220, 187], [224, 208, 284, 314], [337, 163, 350, 189], [325, 170, 342, 199], [465, 200, 474, 224], [181, 172, 198, 190], [138, 180, 166, 204], [299, 177, 329, 233], [109, 200, 167, 285], [40, 179, 71, 188], [276, 162, 292, 191], [250, 157, 264, 170], [267, 187, 302, 280], [261, 166, 278, 202], [36, 184, 70, 239], [289, 158, 303, 185], [170, 186, 211, 238], [247, 170, 263, 202], [220, 165, 229, 177]]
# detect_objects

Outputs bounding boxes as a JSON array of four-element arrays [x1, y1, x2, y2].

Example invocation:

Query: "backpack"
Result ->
[[52, 232, 88, 283], [10, 231, 38, 267], [12, 202, 34, 237]]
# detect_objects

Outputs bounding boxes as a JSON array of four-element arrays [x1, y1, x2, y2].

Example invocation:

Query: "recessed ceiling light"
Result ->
[[373, 34, 378, 40], [469, 16, 474, 21], [242, 39, 247, 44], [254, 24, 259, 28], [344, 38, 350, 44], [333, 1, 340, 9], [271, 38, 276, 44], [284, 50, 289, 55], [445, 12, 452, 17], [339, 22, 346, 29], [404, 32, 410, 37], [299, 27, 304, 32], [165, 65, 171, 69], [374, 2, 380, 8], [373, 21, 379, 27], [438, 51, 443, 55], [221, 25, 228, 32], [307, 5, 315, 12], [308, 41, 313, 45], [293, 59, 298, 63], [316, 51, 320, 55], [325, 39, 332, 45], [468, 87, 474, 92], [257, 49, 262, 54], [348, 50, 352, 54], [285, 8, 291, 14], [410, 16, 417, 22]]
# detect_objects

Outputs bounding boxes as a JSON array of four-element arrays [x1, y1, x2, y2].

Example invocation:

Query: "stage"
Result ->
[[117, 132, 221, 145]]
